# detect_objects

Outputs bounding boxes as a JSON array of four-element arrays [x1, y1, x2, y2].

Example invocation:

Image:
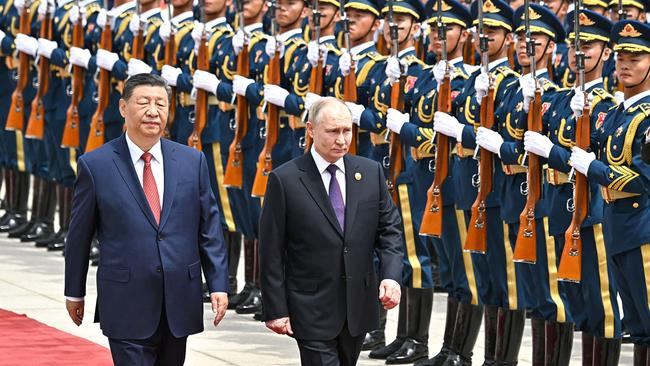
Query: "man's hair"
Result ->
[[309, 97, 352, 126], [122, 74, 171, 101]]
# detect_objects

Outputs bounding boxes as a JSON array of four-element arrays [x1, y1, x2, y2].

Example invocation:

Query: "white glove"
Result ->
[[345, 102, 363, 126], [385, 56, 403, 82], [193, 70, 220, 94], [191, 21, 204, 50], [304, 92, 321, 112], [37, 0, 48, 16], [614, 91, 624, 104], [14, 0, 25, 12], [433, 60, 448, 86], [233, 75, 254, 96], [127, 58, 152, 77], [434, 112, 464, 141], [523, 131, 554, 158], [15, 34, 39, 56], [570, 89, 585, 117], [96, 49, 119, 71], [386, 108, 409, 134], [475, 71, 489, 104], [263, 84, 290, 107], [96, 9, 107, 29], [37, 38, 57, 58], [69, 47, 91, 68], [159, 21, 171, 44], [569, 146, 596, 175], [129, 14, 140, 33], [476, 126, 504, 155], [338, 50, 351, 77], [161, 65, 182, 86], [419, 22, 430, 37], [519, 74, 537, 113], [69, 5, 80, 25], [232, 29, 245, 55], [265, 36, 284, 57], [307, 41, 325, 67]]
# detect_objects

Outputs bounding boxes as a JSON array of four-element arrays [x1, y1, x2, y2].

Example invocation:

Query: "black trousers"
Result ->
[[108, 309, 187, 366], [296, 323, 365, 366]]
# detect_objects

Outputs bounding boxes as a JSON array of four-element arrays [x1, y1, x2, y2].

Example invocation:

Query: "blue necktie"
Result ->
[[326, 164, 345, 231]]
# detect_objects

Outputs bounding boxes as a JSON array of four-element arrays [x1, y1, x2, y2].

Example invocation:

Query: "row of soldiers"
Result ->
[[1, 0, 650, 364]]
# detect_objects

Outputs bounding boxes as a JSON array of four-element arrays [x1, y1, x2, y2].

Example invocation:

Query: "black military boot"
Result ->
[[362, 306, 387, 351], [592, 337, 620, 366], [370, 289, 408, 360], [47, 186, 72, 251], [441, 303, 484, 366], [494, 309, 526, 366], [634, 344, 647, 366], [386, 288, 431, 364], [36, 185, 64, 247], [544, 321, 574, 366], [582, 333, 594, 366], [8, 175, 41, 238], [89, 238, 100, 264], [236, 240, 262, 314], [22, 179, 56, 242], [481, 305, 499, 366], [229, 239, 255, 309], [227, 231, 242, 295], [415, 296, 459, 366], [0, 168, 12, 223], [531, 317, 546, 366], [1, 172, 29, 232]]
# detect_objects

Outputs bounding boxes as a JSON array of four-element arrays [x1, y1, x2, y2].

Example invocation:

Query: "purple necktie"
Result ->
[[326, 164, 345, 231]]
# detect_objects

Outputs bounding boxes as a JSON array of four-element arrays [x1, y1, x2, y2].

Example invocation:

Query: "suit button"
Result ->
[[156, 266, 162, 273], [343, 247, 350, 254], [157, 234, 163, 241]]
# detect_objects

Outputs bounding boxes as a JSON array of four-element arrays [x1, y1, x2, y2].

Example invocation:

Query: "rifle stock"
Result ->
[[61, 12, 85, 149], [387, 77, 405, 204], [465, 85, 495, 253], [187, 29, 208, 151], [163, 12, 177, 138], [513, 88, 542, 263], [85, 23, 112, 152], [420, 74, 451, 237], [26, 10, 53, 140], [6, 4, 32, 132], [224, 33, 250, 188], [462, 31, 475, 65], [343, 63, 358, 155]]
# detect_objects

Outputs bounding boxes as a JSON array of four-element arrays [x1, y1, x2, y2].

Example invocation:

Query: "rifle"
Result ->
[[6, 0, 33, 132], [85, 0, 112, 152], [251, 0, 280, 197], [224, 0, 249, 188], [339, 0, 358, 155], [386, 0, 405, 204], [61, 0, 85, 148], [132, 0, 144, 59], [187, 0, 207, 151], [558, 0, 588, 282], [507, 41, 515, 69], [302, 0, 323, 153], [420, 0, 450, 237], [615, 0, 625, 93], [163, 0, 176, 137], [513, 0, 542, 264], [26, 2, 53, 139], [462, 29, 476, 65]]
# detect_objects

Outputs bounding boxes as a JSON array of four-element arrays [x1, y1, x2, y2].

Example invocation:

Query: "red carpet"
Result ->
[[0, 309, 113, 365]]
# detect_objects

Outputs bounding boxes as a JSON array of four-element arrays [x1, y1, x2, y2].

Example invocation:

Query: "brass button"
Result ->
[[633, 202, 639, 208]]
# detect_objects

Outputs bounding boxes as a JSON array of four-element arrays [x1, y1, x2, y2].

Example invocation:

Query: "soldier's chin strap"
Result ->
[[446, 27, 463, 57], [488, 32, 508, 60], [584, 43, 606, 75], [625, 64, 650, 89], [320, 12, 336, 35]]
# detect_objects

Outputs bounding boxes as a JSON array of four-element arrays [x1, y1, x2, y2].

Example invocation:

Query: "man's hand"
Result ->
[[378, 279, 400, 310], [266, 317, 293, 336], [210, 292, 228, 327], [66, 299, 84, 326]]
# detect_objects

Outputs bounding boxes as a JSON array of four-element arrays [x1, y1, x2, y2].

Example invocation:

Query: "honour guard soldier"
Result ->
[[570, 19, 650, 365], [525, 8, 621, 365], [126, 0, 164, 77], [543, 0, 570, 84], [428, 0, 521, 364], [475, 3, 573, 365]]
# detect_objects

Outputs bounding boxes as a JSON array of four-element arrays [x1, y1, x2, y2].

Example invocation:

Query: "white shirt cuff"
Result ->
[[66, 296, 84, 302]]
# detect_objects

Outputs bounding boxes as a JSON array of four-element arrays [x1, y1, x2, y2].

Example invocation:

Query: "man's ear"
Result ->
[[306, 121, 314, 138], [119, 98, 127, 118]]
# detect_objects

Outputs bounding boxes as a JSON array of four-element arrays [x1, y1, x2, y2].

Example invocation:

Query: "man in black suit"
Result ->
[[259, 97, 404, 366]]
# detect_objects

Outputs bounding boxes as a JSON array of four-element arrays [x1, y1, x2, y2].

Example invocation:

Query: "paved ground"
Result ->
[[0, 237, 633, 365]]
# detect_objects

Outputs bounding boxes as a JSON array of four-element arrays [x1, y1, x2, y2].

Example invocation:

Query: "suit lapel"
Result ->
[[343, 156, 360, 239], [298, 154, 343, 237], [159, 139, 178, 230], [112, 135, 158, 229]]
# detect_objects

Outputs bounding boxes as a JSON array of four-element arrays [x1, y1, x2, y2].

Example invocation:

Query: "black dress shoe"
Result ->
[[36, 230, 63, 248], [362, 330, 386, 351], [236, 287, 262, 314], [89, 239, 100, 265], [228, 282, 254, 310], [414, 348, 452, 366], [253, 307, 264, 321], [202, 283, 211, 303], [1, 215, 29, 234], [369, 337, 405, 359], [385, 338, 429, 365], [21, 222, 53, 242]]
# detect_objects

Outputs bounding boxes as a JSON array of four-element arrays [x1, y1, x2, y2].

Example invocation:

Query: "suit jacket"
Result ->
[[259, 153, 404, 340], [64, 135, 228, 340]]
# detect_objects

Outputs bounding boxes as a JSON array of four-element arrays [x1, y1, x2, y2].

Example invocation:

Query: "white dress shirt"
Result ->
[[125, 133, 164, 208], [310, 147, 346, 205]]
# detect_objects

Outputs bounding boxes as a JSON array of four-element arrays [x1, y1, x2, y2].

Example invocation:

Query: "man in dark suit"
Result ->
[[64, 74, 229, 365], [260, 97, 404, 366]]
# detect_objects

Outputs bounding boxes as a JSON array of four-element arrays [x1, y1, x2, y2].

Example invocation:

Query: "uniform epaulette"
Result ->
[[148, 17, 163, 28], [629, 102, 650, 117], [591, 87, 616, 107], [540, 78, 558, 92], [452, 66, 469, 80], [494, 65, 519, 78], [249, 31, 266, 49], [85, 2, 101, 16], [403, 54, 425, 67], [324, 43, 342, 56], [366, 52, 387, 62]]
